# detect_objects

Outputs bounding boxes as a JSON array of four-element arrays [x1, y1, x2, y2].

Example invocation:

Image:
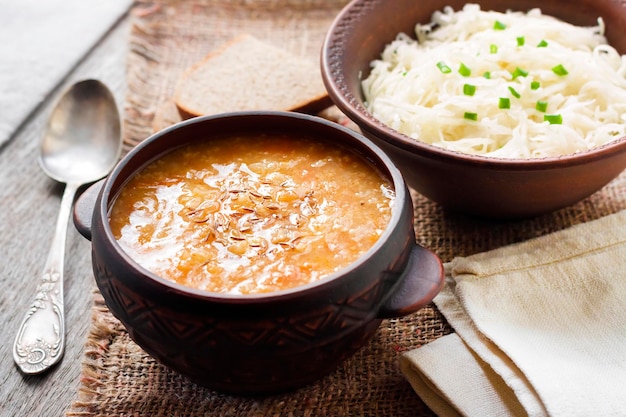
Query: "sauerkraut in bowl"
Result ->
[[362, 4, 626, 159], [322, 0, 626, 217]]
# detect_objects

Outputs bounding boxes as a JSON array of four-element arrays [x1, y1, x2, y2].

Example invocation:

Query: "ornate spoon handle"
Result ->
[[13, 182, 79, 374]]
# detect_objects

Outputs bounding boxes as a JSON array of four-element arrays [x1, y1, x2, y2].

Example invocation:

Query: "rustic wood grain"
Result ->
[[0, 17, 130, 417]]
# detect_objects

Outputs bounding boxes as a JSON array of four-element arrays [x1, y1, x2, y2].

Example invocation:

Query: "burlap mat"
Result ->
[[67, 1, 626, 416]]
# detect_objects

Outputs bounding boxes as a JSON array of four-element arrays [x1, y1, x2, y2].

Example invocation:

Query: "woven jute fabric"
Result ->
[[67, 1, 626, 416]]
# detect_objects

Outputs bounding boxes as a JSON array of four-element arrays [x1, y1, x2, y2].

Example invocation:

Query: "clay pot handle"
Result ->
[[73, 179, 105, 241], [378, 244, 444, 319]]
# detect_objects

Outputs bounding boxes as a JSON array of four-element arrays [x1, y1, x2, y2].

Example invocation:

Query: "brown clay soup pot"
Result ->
[[73, 111, 444, 394]]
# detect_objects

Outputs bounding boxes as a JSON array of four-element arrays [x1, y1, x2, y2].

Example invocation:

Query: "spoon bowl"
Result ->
[[40, 80, 122, 183], [13, 79, 122, 374]]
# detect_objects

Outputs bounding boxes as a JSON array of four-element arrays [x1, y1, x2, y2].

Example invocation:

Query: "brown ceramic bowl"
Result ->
[[321, 0, 626, 218], [73, 111, 444, 394]]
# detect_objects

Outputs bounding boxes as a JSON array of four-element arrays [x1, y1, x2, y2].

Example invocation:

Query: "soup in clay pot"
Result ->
[[110, 133, 395, 295]]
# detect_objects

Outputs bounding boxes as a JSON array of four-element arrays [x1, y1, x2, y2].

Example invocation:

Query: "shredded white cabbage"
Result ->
[[362, 4, 626, 158]]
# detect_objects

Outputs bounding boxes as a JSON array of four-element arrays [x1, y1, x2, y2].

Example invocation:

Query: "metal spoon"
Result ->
[[13, 79, 122, 374]]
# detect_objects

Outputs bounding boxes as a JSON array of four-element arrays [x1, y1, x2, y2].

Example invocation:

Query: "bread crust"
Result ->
[[174, 34, 331, 119]]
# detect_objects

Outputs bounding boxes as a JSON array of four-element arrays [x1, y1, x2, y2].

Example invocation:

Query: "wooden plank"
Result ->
[[0, 16, 130, 417]]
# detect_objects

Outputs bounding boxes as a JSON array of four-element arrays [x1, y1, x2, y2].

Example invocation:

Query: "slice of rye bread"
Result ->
[[174, 34, 333, 119]]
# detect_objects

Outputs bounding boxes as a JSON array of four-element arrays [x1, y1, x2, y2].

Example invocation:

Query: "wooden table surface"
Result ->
[[0, 16, 130, 417]]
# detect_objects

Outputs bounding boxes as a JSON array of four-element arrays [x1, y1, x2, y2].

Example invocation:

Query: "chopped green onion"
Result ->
[[437, 61, 452, 74], [537, 39, 548, 47], [536, 101, 548, 112], [463, 84, 476, 96], [402, 71, 407, 76], [499, 97, 511, 109], [516, 36, 525, 46], [458, 63, 471, 77], [544, 114, 563, 124], [531, 81, 541, 90], [508, 86, 521, 99], [552, 64, 569, 76], [464, 112, 478, 121], [511, 67, 528, 79], [483, 71, 491, 79], [490, 44, 498, 54], [494, 20, 506, 30]]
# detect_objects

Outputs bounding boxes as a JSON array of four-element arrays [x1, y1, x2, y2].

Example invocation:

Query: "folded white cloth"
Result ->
[[0, 0, 132, 146], [401, 210, 626, 417]]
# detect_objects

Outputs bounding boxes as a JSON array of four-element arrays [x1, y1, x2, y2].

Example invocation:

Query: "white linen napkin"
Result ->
[[0, 0, 132, 147], [401, 210, 626, 417]]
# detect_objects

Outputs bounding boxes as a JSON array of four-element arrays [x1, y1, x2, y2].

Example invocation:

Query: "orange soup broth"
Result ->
[[110, 133, 395, 295]]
